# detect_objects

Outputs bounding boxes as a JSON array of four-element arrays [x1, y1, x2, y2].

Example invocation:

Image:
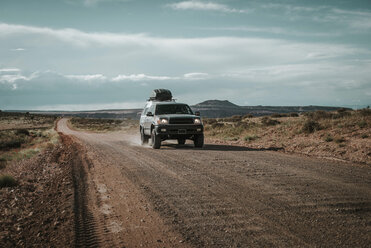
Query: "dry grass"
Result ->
[[204, 108, 371, 164], [0, 112, 56, 131], [0, 113, 59, 166], [70, 117, 138, 132]]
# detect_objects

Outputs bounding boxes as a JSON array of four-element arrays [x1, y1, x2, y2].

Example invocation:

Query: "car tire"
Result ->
[[141, 128, 149, 145], [151, 129, 161, 149], [194, 134, 204, 148], [177, 138, 186, 145]]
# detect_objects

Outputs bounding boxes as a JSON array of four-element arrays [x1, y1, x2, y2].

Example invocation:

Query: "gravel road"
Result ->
[[57, 118, 371, 247]]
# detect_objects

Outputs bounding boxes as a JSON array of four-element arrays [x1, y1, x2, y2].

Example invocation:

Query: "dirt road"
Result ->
[[57, 118, 371, 247]]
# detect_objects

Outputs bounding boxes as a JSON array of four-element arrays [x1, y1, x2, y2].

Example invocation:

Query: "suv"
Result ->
[[139, 89, 204, 149]]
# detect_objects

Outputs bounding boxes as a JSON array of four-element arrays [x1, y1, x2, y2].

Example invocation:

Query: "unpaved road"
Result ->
[[57, 118, 371, 247]]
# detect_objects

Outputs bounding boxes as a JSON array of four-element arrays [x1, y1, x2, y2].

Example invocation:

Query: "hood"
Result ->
[[156, 114, 198, 119]]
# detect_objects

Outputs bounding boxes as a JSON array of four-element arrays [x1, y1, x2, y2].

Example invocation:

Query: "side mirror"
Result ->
[[146, 112, 153, 117], [195, 111, 200, 116]]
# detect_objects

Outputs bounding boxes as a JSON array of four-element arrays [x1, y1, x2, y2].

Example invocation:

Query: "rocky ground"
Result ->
[[1, 114, 370, 247], [0, 137, 75, 247], [204, 110, 371, 165]]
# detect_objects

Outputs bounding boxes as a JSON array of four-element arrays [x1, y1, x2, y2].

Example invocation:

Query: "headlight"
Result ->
[[157, 118, 168, 124], [194, 118, 201, 124]]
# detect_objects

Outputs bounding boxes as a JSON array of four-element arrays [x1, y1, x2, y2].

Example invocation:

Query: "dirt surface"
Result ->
[[57, 118, 371, 247], [0, 138, 74, 247]]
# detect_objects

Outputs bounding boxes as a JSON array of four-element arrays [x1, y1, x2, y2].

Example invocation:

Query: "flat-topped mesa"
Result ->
[[194, 100, 240, 109]]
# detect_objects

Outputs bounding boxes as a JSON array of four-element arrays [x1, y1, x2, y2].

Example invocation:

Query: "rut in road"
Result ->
[[59, 134, 102, 248], [58, 119, 371, 247]]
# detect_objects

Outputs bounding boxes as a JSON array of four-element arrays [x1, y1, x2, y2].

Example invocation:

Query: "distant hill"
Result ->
[[191, 100, 346, 118], [8, 100, 348, 119], [194, 100, 240, 108]]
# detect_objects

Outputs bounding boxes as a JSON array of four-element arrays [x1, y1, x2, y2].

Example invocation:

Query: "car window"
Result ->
[[148, 104, 155, 114], [142, 105, 149, 115], [155, 104, 193, 115]]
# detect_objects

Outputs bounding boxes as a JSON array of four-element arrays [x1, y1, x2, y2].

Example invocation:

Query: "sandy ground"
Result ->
[[55, 118, 371, 247]]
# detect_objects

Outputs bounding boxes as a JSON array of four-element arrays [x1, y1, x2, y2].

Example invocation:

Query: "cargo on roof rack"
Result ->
[[149, 89, 173, 101]]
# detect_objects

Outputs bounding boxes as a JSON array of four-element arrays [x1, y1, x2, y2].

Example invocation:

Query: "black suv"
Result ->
[[139, 89, 204, 149]]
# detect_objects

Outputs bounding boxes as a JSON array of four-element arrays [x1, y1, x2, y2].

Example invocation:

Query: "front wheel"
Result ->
[[194, 134, 204, 148], [177, 138, 186, 145], [151, 129, 161, 149], [141, 129, 149, 145]]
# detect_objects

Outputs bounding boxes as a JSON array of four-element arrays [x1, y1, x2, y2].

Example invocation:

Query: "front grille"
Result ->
[[169, 118, 194, 124]]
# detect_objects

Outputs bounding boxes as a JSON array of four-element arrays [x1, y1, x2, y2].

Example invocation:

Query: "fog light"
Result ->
[[161, 128, 167, 132], [197, 128, 201, 132]]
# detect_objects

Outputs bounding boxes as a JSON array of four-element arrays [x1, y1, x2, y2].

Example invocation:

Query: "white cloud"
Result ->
[[0, 68, 21, 73], [30, 101, 143, 111], [167, 1, 247, 13], [0, 22, 363, 65], [199, 26, 342, 37], [11, 48, 25, 51], [65, 74, 107, 81], [259, 3, 371, 30], [0, 23, 148, 47], [0, 70, 212, 86], [0, 71, 38, 83], [261, 3, 321, 12], [183, 72, 209, 80], [75, 0, 131, 7], [222, 62, 371, 89], [112, 74, 176, 81], [111, 72, 210, 81]]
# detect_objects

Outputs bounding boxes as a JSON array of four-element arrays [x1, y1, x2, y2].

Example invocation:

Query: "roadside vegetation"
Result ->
[[0, 111, 56, 131], [204, 108, 371, 164], [70, 117, 138, 132], [0, 112, 58, 185]]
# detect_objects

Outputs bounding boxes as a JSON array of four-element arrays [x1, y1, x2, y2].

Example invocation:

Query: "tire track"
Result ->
[[57, 119, 371, 247], [60, 134, 101, 248]]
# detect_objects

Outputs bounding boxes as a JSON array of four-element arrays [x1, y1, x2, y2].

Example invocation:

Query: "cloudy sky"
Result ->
[[1, 0, 370, 110]]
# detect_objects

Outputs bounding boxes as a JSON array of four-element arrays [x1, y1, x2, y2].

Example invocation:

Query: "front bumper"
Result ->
[[155, 124, 203, 136]]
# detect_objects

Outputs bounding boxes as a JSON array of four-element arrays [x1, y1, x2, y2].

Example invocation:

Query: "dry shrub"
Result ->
[[357, 108, 371, 116], [302, 120, 321, 133], [0, 158, 6, 169], [223, 125, 245, 136], [337, 108, 348, 113], [261, 116, 280, 126], [271, 113, 288, 118], [16, 129, 30, 136], [244, 135, 259, 142], [0, 132, 27, 150], [335, 137, 346, 143], [46, 143, 55, 150], [0, 175, 17, 188], [357, 120, 367, 128], [235, 121, 250, 129], [333, 111, 351, 118], [305, 110, 333, 120], [289, 113, 299, 117], [222, 115, 243, 122], [243, 114, 254, 119], [203, 118, 217, 125], [211, 122, 224, 129]]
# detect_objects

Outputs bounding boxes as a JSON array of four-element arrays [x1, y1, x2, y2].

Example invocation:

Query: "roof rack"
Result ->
[[147, 98, 176, 102], [148, 89, 173, 102]]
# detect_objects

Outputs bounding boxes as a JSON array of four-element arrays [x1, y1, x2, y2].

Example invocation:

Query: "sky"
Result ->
[[0, 0, 371, 110]]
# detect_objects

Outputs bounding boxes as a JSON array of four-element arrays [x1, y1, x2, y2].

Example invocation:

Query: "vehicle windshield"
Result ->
[[156, 104, 193, 115]]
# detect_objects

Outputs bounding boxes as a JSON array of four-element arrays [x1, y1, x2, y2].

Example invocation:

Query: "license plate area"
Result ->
[[178, 129, 186, 134]]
